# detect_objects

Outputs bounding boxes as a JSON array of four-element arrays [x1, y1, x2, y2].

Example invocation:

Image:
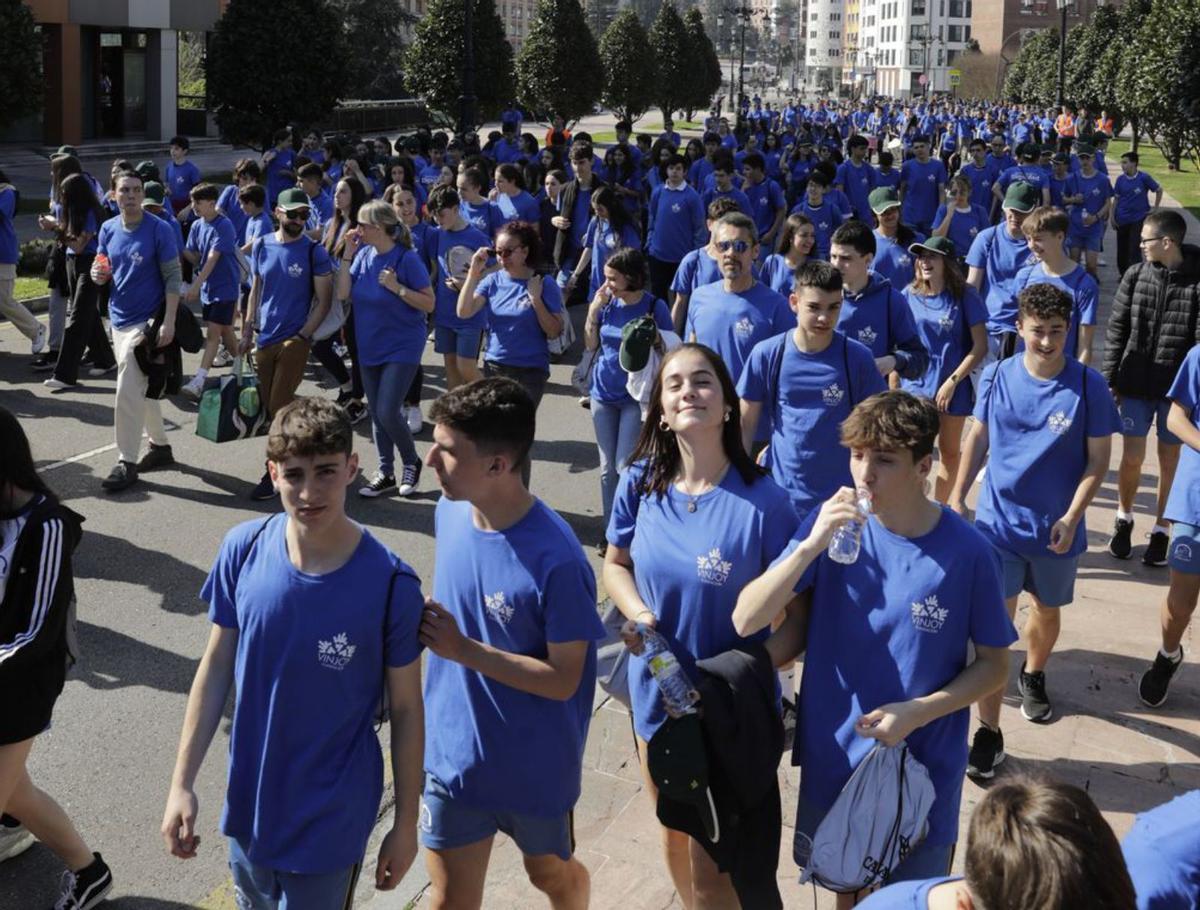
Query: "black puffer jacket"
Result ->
[[1102, 244, 1200, 400]]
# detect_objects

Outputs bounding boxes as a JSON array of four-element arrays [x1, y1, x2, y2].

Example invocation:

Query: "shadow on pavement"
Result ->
[[74, 529, 211, 616]]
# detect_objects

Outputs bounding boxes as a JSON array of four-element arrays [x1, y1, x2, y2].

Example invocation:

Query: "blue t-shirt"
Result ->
[[583, 217, 641, 296], [648, 183, 706, 263], [476, 271, 564, 371], [792, 198, 843, 261], [1011, 263, 1098, 360], [250, 234, 333, 348], [857, 876, 958, 909], [685, 280, 792, 384], [899, 158, 947, 226], [838, 274, 923, 363], [202, 516, 423, 873], [995, 164, 1048, 195], [743, 177, 787, 240], [931, 204, 990, 260], [217, 184, 249, 244], [1069, 170, 1113, 227], [494, 190, 540, 226], [737, 331, 885, 516], [264, 148, 295, 208], [1165, 346, 1200, 526], [901, 285, 987, 415], [305, 189, 334, 232], [875, 168, 901, 192], [759, 253, 800, 296], [607, 462, 799, 741], [165, 159, 202, 210], [590, 292, 673, 404], [1122, 789, 1200, 910], [671, 246, 724, 297], [872, 231, 922, 291], [959, 161, 997, 211], [974, 357, 1121, 558], [243, 211, 273, 247], [786, 507, 1017, 846], [836, 159, 879, 221], [965, 224, 1033, 335], [63, 211, 100, 258], [0, 187, 17, 265], [460, 199, 504, 238], [1113, 171, 1161, 226], [97, 214, 180, 328], [425, 497, 603, 816], [349, 244, 431, 366], [433, 224, 492, 331], [186, 214, 241, 304]]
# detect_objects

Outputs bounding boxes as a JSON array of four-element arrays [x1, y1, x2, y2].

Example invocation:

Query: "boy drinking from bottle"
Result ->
[[734, 391, 1016, 908]]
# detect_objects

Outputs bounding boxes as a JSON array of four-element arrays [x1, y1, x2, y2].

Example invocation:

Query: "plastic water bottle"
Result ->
[[827, 488, 873, 565], [638, 626, 698, 717]]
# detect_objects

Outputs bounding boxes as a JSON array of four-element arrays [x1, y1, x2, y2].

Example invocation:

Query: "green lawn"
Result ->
[[1108, 140, 1200, 220], [14, 276, 48, 301]]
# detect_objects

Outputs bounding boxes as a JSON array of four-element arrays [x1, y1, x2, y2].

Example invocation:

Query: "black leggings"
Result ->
[[310, 309, 423, 406], [55, 253, 115, 384], [1116, 220, 1144, 277]]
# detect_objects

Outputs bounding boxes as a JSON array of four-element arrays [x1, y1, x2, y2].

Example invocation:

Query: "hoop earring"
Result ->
[[658, 418, 671, 432], [724, 409, 731, 422]]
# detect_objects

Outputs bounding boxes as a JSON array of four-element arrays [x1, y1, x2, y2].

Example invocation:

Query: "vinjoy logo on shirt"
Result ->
[[822, 382, 845, 406], [1047, 411, 1073, 435], [696, 548, 733, 586], [857, 325, 877, 346], [937, 310, 955, 332], [911, 594, 949, 634], [288, 262, 304, 278], [734, 316, 755, 337], [484, 591, 515, 625], [317, 632, 358, 670]]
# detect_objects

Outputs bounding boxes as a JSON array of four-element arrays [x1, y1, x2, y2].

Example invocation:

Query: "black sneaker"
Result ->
[[1139, 647, 1184, 707], [397, 461, 421, 497], [1018, 664, 1053, 722], [344, 399, 367, 425], [781, 697, 798, 754], [966, 724, 1006, 779], [136, 443, 175, 473], [1109, 517, 1134, 559], [100, 461, 138, 493], [1143, 530, 1170, 567], [359, 471, 396, 498], [248, 471, 278, 501], [50, 852, 112, 910], [31, 351, 59, 372]]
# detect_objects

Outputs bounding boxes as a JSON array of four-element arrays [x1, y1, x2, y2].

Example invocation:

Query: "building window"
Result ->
[[910, 23, 926, 41], [947, 24, 962, 41], [912, 0, 925, 14], [909, 47, 924, 67]]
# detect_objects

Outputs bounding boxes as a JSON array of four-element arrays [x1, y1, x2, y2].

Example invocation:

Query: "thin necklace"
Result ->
[[677, 461, 731, 513]]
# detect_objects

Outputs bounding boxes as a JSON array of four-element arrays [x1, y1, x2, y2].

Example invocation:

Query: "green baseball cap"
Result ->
[[868, 186, 902, 214], [135, 160, 160, 181], [619, 315, 659, 373], [1002, 181, 1040, 213], [141, 182, 165, 206], [276, 187, 311, 211], [908, 235, 956, 258], [54, 145, 79, 158]]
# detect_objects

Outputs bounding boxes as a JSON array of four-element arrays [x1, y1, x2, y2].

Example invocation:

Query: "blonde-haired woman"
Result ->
[[337, 200, 435, 498]]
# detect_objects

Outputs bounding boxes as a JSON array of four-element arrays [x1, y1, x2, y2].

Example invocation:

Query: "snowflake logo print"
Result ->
[[288, 262, 304, 278], [910, 594, 949, 634], [317, 632, 358, 670], [484, 591, 515, 626], [696, 548, 733, 586], [1047, 410, 1072, 436], [734, 316, 755, 337], [937, 309, 956, 332], [822, 382, 845, 406], [671, 202, 682, 213], [857, 325, 877, 346], [129, 250, 144, 268]]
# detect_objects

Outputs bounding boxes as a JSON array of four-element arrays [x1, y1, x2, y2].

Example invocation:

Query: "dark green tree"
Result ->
[[1110, 0, 1153, 149], [405, 0, 514, 124], [515, 0, 603, 123], [0, 0, 44, 131], [1002, 29, 1059, 107], [599, 9, 656, 124], [682, 8, 722, 121], [208, 0, 348, 150], [330, 0, 416, 99], [649, 2, 692, 122]]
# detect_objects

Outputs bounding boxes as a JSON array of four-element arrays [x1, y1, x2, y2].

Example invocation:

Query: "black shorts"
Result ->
[[0, 660, 66, 745]]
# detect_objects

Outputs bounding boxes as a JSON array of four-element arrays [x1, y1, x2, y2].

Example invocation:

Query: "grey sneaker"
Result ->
[[966, 724, 1005, 779], [0, 817, 35, 862], [1018, 664, 1053, 723]]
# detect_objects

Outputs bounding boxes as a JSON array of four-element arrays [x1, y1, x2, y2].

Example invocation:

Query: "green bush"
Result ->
[[18, 238, 54, 276]]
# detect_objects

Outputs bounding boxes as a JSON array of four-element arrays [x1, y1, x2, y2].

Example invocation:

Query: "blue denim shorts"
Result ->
[[1119, 396, 1182, 446], [1169, 522, 1200, 575], [228, 837, 360, 910], [998, 545, 1078, 607], [418, 774, 575, 860], [434, 325, 483, 360]]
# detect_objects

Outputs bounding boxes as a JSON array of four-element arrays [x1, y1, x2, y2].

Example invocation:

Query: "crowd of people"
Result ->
[[0, 91, 1198, 910]]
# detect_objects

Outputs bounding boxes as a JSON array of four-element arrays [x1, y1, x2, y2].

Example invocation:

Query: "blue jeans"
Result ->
[[592, 397, 642, 529], [360, 360, 420, 476]]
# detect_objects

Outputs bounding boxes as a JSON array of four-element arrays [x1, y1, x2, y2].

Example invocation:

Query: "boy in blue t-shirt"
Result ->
[[1062, 143, 1112, 280], [734, 390, 1016, 895], [181, 183, 243, 399], [1136, 344, 1200, 708], [165, 135, 201, 218], [419, 378, 604, 908], [790, 170, 842, 261], [950, 284, 1119, 777], [163, 398, 425, 906], [1111, 151, 1163, 276], [898, 136, 947, 236]]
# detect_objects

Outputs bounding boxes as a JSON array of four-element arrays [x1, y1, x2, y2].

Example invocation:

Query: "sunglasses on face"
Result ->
[[715, 240, 751, 254], [282, 209, 311, 221]]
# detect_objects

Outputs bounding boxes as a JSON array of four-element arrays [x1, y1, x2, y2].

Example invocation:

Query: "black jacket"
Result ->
[[1101, 245, 1200, 400], [657, 643, 785, 910], [133, 301, 204, 399], [552, 175, 606, 271]]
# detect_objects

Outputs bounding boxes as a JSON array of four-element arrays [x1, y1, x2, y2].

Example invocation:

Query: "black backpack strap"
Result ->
[[843, 334, 854, 404], [237, 515, 276, 576]]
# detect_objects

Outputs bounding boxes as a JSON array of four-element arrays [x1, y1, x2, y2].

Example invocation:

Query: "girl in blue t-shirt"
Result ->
[[569, 186, 641, 299], [603, 343, 799, 908], [760, 213, 814, 297], [931, 176, 990, 268], [337, 201, 434, 499], [492, 163, 540, 226], [602, 145, 643, 223], [583, 247, 673, 538], [901, 239, 988, 503]]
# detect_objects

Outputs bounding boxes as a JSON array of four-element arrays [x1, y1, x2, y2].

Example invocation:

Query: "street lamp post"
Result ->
[[459, 0, 476, 137], [1055, 0, 1072, 108], [722, 5, 767, 111]]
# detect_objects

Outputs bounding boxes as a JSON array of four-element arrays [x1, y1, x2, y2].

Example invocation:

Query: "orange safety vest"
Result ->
[[1056, 113, 1076, 137], [1096, 116, 1113, 136]]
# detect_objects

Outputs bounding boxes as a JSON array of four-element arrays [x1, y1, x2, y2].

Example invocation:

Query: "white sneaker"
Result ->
[[0, 821, 35, 862], [212, 347, 233, 367], [43, 377, 73, 391], [1098, 257, 1108, 266], [181, 377, 205, 401], [31, 324, 47, 355], [406, 404, 423, 435]]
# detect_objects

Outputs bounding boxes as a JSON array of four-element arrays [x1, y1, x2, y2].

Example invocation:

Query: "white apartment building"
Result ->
[[804, 0, 847, 92], [857, 0, 974, 97]]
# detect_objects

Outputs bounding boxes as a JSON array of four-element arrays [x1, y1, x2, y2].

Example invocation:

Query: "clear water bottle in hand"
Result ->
[[827, 488, 873, 565], [638, 625, 699, 717]]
